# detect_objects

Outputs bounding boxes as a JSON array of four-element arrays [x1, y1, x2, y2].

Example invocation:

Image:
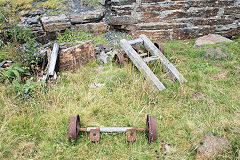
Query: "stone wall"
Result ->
[[19, 0, 240, 42], [108, 0, 240, 40]]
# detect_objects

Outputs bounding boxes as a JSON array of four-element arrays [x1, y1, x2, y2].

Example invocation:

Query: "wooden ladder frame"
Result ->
[[120, 34, 187, 91]]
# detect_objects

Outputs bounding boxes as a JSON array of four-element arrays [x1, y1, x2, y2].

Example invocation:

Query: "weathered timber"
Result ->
[[143, 56, 160, 63], [139, 53, 148, 57], [48, 43, 59, 76], [139, 34, 187, 83], [128, 38, 143, 46], [120, 39, 166, 91]]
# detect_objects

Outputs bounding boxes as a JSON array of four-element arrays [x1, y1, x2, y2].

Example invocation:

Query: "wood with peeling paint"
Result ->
[[120, 39, 166, 91], [139, 34, 187, 83], [47, 43, 59, 76]]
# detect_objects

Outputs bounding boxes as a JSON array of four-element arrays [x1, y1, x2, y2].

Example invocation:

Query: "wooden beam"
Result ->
[[47, 43, 59, 76], [128, 38, 143, 46], [139, 53, 148, 57], [143, 56, 160, 63], [139, 34, 187, 83], [120, 39, 166, 91]]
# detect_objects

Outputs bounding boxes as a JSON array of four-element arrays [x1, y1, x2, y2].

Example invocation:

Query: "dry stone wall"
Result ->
[[108, 0, 240, 40], [19, 0, 240, 42]]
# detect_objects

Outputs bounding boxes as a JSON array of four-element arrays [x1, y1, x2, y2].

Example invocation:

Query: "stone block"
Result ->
[[73, 22, 108, 34], [107, 16, 138, 25], [58, 41, 95, 71], [70, 7, 105, 24], [41, 14, 70, 32]]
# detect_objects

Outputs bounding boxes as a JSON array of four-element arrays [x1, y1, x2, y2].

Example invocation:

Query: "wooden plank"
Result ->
[[120, 39, 166, 91], [139, 34, 187, 83], [47, 43, 59, 76], [128, 38, 143, 46], [139, 53, 148, 57], [143, 56, 160, 63]]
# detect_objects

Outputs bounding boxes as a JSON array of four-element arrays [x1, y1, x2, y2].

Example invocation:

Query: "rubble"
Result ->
[[96, 52, 110, 64]]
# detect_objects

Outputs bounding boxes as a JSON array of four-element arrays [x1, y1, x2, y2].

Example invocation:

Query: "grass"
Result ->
[[0, 36, 239, 159], [57, 29, 108, 45]]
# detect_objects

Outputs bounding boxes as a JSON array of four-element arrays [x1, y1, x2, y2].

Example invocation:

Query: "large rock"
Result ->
[[194, 34, 233, 47], [70, 7, 105, 24], [41, 14, 70, 32], [18, 16, 44, 35], [73, 22, 107, 34], [193, 135, 230, 159], [58, 41, 95, 71]]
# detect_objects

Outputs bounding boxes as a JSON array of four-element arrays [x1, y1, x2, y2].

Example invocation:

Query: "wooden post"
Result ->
[[47, 43, 59, 76], [120, 39, 166, 91], [139, 34, 187, 83]]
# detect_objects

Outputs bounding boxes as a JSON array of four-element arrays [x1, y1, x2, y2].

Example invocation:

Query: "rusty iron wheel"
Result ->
[[146, 115, 158, 143], [115, 52, 125, 65], [68, 115, 80, 142]]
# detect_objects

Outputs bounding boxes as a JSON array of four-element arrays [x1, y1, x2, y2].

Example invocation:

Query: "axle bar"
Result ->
[[79, 127, 146, 132]]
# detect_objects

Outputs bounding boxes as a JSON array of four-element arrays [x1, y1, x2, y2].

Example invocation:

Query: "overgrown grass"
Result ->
[[0, 37, 240, 159], [57, 29, 108, 45]]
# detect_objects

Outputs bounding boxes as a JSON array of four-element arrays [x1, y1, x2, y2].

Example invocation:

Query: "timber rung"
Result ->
[[120, 34, 187, 91], [143, 56, 160, 63]]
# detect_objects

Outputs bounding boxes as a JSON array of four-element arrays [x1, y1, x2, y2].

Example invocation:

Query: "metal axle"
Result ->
[[79, 127, 146, 132]]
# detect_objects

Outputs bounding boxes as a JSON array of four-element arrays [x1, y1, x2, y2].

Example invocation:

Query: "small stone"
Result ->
[[94, 66, 105, 72], [194, 34, 232, 47], [94, 83, 105, 88], [90, 83, 105, 88], [96, 52, 110, 64], [95, 44, 106, 53]]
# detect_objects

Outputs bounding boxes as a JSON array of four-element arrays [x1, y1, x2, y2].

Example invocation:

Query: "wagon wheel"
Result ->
[[68, 115, 80, 142], [146, 115, 158, 143]]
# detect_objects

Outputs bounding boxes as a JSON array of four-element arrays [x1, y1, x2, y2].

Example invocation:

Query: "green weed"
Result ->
[[57, 29, 107, 45]]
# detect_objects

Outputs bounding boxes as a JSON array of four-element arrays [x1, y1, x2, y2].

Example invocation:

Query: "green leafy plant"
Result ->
[[0, 63, 30, 83], [8, 77, 43, 98], [21, 39, 43, 68]]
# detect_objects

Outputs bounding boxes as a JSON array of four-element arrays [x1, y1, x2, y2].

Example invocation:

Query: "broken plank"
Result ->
[[139, 34, 187, 83], [47, 43, 59, 76], [120, 39, 166, 91]]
